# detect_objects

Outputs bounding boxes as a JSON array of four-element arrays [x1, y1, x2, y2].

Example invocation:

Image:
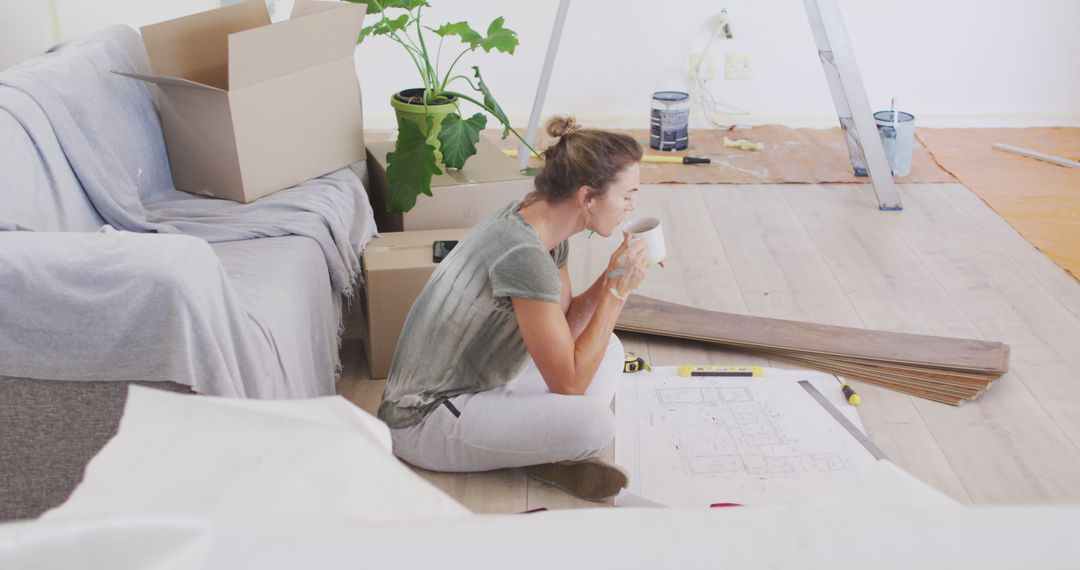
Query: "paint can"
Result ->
[[650, 91, 690, 151], [873, 110, 915, 176]]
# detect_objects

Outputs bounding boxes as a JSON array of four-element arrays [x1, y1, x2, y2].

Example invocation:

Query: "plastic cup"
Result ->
[[623, 217, 666, 266]]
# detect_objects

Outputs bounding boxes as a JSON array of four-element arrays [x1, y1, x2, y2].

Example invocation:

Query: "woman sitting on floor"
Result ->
[[378, 115, 651, 501]]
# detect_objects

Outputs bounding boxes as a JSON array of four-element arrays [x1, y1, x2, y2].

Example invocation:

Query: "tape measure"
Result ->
[[677, 365, 764, 377], [624, 352, 651, 373]]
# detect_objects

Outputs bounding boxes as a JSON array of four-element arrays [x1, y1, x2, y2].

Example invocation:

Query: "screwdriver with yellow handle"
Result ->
[[836, 376, 861, 406], [502, 148, 710, 165]]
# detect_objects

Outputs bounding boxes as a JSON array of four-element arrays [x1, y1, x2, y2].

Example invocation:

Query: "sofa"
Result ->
[[0, 26, 376, 520]]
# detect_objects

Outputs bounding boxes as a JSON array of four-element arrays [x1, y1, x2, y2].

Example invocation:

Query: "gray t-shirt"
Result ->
[[378, 201, 569, 429]]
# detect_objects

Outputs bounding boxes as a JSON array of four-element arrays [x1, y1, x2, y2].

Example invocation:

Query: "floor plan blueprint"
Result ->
[[614, 367, 879, 507]]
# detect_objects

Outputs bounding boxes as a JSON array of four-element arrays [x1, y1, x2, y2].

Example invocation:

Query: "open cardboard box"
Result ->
[[362, 228, 472, 379], [116, 0, 366, 203], [366, 137, 534, 231]]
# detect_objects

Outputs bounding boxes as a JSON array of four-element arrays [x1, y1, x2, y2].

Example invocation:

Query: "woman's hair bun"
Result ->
[[545, 115, 583, 138]]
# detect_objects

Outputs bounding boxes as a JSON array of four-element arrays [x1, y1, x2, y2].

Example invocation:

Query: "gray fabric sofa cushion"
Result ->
[[210, 235, 343, 398]]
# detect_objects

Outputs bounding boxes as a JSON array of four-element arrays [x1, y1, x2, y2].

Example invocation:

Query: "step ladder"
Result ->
[[517, 0, 572, 171], [803, 0, 902, 211], [519, 0, 902, 211]]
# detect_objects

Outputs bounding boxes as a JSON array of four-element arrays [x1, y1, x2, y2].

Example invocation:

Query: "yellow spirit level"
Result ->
[[677, 365, 764, 378]]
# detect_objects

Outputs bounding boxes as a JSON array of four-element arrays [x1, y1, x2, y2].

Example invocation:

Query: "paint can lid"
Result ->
[[651, 91, 690, 102]]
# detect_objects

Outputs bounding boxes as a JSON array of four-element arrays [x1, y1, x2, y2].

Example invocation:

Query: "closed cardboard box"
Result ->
[[363, 228, 471, 379], [366, 137, 533, 231], [117, 0, 366, 203]]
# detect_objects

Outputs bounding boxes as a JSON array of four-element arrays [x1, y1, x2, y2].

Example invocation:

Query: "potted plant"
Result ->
[[348, 0, 536, 213]]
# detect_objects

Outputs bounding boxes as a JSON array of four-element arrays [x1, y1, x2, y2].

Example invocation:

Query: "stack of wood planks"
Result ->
[[616, 295, 1010, 406]]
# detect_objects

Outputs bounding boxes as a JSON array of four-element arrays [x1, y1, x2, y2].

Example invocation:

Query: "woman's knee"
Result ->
[[607, 333, 625, 358], [602, 334, 626, 371], [583, 334, 625, 399], [566, 398, 615, 458]]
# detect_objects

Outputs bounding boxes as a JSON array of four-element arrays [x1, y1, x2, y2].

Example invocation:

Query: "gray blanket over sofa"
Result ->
[[0, 26, 377, 397]]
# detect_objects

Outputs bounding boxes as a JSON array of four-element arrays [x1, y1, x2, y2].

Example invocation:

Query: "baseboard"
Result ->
[[363, 112, 1080, 130]]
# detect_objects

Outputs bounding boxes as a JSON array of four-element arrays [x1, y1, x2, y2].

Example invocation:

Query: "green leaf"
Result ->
[[479, 17, 518, 54], [472, 66, 512, 138], [357, 14, 411, 43], [437, 113, 487, 169], [432, 19, 517, 54], [384, 13, 411, 32], [432, 21, 483, 49], [350, 0, 428, 15], [357, 22, 386, 43], [386, 116, 442, 213]]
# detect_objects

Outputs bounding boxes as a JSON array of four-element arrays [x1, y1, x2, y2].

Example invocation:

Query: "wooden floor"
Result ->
[[337, 182, 1080, 512]]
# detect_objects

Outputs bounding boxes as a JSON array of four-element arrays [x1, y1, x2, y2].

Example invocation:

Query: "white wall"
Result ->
[[0, 0, 218, 69], [3, 0, 1078, 128], [0, 0, 56, 69], [352, 0, 1080, 128], [50, 0, 220, 40]]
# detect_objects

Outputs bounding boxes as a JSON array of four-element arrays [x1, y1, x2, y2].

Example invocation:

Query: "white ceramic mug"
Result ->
[[622, 216, 666, 266]]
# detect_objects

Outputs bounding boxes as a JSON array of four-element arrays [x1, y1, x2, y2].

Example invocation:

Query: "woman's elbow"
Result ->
[[548, 380, 588, 396]]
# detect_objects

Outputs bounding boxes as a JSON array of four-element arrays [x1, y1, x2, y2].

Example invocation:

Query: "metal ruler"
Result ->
[[798, 380, 888, 460]]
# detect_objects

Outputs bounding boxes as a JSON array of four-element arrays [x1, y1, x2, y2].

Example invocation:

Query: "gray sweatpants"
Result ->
[[390, 334, 624, 472]]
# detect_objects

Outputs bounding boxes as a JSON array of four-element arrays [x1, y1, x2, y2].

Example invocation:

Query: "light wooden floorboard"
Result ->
[[783, 183, 1080, 503], [885, 186, 1080, 439], [940, 186, 1080, 322], [699, 183, 971, 503], [568, 185, 748, 313], [338, 180, 1080, 510], [702, 184, 861, 325]]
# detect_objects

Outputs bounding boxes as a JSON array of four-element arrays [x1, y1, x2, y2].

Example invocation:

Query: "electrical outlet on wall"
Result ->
[[725, 53, 752, 80], [688, 53, 717, 80]]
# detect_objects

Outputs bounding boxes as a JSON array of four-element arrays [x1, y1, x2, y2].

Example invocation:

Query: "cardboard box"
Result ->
[[117, 0, 366, 203], [366, 136, 534, 231], [362, 228, 472, 379]]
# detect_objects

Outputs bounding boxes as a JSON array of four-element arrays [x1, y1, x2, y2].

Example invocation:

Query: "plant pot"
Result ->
[[391, 88, 458, 165]]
